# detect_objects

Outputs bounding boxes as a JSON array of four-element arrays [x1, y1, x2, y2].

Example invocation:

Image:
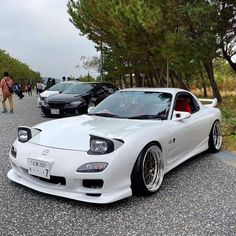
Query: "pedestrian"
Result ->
[[0, 72, 14, 113], [13, 83, 24, 99], [46, 78, 52, 89], [51, 78, 56, 87], [62, 76, 66, 82], [27, 83, 32, 96], [36, 81, 41, 95]]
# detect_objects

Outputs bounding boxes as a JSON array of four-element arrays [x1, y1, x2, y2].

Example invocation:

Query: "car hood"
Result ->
[[46, 93, 84, 103], [30, 115, 165, 151]]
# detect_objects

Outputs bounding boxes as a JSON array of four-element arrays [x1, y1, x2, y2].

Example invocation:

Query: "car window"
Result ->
[[102, 84, 117, 93], [89, 91, 172, 119], [63, 83, 95, 94], [174, 93, 200, 114], [48, 82, 74, 92]]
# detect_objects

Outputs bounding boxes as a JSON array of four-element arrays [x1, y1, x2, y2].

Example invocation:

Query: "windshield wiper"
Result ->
[[88, 113, 120, 118], [128, 115, 164, 120]]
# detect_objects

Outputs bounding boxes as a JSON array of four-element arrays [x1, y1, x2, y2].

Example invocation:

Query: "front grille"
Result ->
[[32, 175, 66, 185], [22, 168, 66, 185], [48, 103, 67, 108]]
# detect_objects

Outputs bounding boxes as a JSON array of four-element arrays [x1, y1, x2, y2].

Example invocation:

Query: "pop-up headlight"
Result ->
[[88, 135, 124, 155], [18, 126, 41, 143], [18, 127, 32, 143]]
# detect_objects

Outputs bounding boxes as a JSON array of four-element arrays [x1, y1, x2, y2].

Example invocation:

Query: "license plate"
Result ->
[[51, 109, 60, 115], [28, 159, 50, 179]]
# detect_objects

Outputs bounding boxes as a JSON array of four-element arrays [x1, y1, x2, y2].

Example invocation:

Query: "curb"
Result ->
[[211, 150, 236, 168]]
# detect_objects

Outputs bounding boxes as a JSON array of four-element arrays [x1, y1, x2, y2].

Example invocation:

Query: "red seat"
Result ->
[[175, 99, 191, 113]]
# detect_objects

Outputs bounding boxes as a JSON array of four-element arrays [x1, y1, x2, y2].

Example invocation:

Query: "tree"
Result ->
[[0, 49, 41, 85], [68, 0, 236, 102]]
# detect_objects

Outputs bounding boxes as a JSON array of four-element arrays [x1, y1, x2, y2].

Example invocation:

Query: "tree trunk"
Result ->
[[200, 65, 208, 97], [135, 72, 141, 87], [149, 72, 154, 87], [129, 74, 133, 88], [119, 76, 123, 89], [203, 60, 222, 103], [222, 45, 236, 73], [170, 74, 175, 87], [171, 71, 188, 90]]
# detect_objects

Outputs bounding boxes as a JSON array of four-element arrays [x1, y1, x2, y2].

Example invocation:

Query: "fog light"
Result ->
[[11, 145, 17, 158], [77, 162, 108, 173]]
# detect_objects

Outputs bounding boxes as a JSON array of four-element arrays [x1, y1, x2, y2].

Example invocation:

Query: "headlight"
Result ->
[[89, 136, 114, 154], [11, 145, 17, 158], [70, 101, 83, 106], [88, 135, 124, 155], [18, 127, 32, 143], [18, 126, 41, 143]]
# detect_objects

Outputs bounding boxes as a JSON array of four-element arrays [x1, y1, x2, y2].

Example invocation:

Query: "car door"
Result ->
[[167, 92, 208, 165]]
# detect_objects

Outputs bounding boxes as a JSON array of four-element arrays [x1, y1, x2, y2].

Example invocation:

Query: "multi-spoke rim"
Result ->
[[142, 146, 163, 192], [213, 121, 222, 150]]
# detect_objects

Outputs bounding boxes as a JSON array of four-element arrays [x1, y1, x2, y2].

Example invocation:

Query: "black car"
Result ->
[[41, 82, 118, 117]]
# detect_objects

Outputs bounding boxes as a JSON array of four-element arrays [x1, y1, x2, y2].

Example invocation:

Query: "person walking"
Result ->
[[0, 72, 14, 113], [27, 83, 32, 96]]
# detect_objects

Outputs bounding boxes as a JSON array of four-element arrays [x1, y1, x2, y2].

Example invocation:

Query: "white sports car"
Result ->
[[8, 88, 222, 204], [37, 81, 78, 107]]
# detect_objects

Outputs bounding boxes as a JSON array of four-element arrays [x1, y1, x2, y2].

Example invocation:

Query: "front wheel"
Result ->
[[208, 120, 222, 153], [131, 143, 164, 195]]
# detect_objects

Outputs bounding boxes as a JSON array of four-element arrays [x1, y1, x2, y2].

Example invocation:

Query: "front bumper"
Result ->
[[8, 143, 133, 204], [41, 104, 87, 117]]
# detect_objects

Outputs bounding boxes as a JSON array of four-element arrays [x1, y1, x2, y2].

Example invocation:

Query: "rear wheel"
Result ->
[[208, 120, 222, 153], [131, 143, 164, 195]]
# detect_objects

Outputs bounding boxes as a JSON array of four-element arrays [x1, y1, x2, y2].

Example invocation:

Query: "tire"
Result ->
[[208, 120, 222, 153], [131, 143, 164, 195]]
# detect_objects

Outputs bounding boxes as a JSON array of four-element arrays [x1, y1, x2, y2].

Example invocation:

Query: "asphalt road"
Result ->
[[0, 93, 235, 236]]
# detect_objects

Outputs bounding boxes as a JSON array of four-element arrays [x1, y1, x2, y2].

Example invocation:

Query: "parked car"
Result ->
[[37, 81, 78, 107], [41, 82, 118, 117], [8, 88, 222, 204]]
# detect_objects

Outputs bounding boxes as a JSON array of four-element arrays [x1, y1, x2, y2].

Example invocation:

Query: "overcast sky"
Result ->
[[0, 0, 99, 79]]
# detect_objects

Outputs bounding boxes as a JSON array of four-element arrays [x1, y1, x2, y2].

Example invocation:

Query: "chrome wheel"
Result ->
[[142, 145, 163, 192], [209, 120, 222, 152], [212, 121, 222, 150]]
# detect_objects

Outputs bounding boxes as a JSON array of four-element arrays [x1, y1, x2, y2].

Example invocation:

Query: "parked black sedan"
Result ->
[[41, 82, 118, 117]]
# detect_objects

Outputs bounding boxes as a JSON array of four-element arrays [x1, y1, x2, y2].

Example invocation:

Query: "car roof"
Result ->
[[119, 87, 189, 96]]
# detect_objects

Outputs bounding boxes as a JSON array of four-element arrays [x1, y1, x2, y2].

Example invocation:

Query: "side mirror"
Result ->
[[87, 107, 95, 113], [173, 111, 191, 121]]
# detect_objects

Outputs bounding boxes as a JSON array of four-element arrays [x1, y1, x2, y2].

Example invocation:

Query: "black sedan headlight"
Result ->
[[88, 135, 124, 155], [18, 127, 41, 143]]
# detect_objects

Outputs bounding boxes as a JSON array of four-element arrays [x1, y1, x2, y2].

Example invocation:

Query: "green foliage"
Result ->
[[78, 74, 96, 82], [0, 49, 41, 85], [68, 0, 235, 94]]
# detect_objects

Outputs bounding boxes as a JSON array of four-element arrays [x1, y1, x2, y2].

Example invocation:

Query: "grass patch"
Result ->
[[218, 96, 236, 152]]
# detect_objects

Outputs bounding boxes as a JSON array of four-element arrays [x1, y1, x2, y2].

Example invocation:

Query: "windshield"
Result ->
[[89, 91, 172, 119], [48, 82, 74, 92], [63, 83, 95, 94]]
